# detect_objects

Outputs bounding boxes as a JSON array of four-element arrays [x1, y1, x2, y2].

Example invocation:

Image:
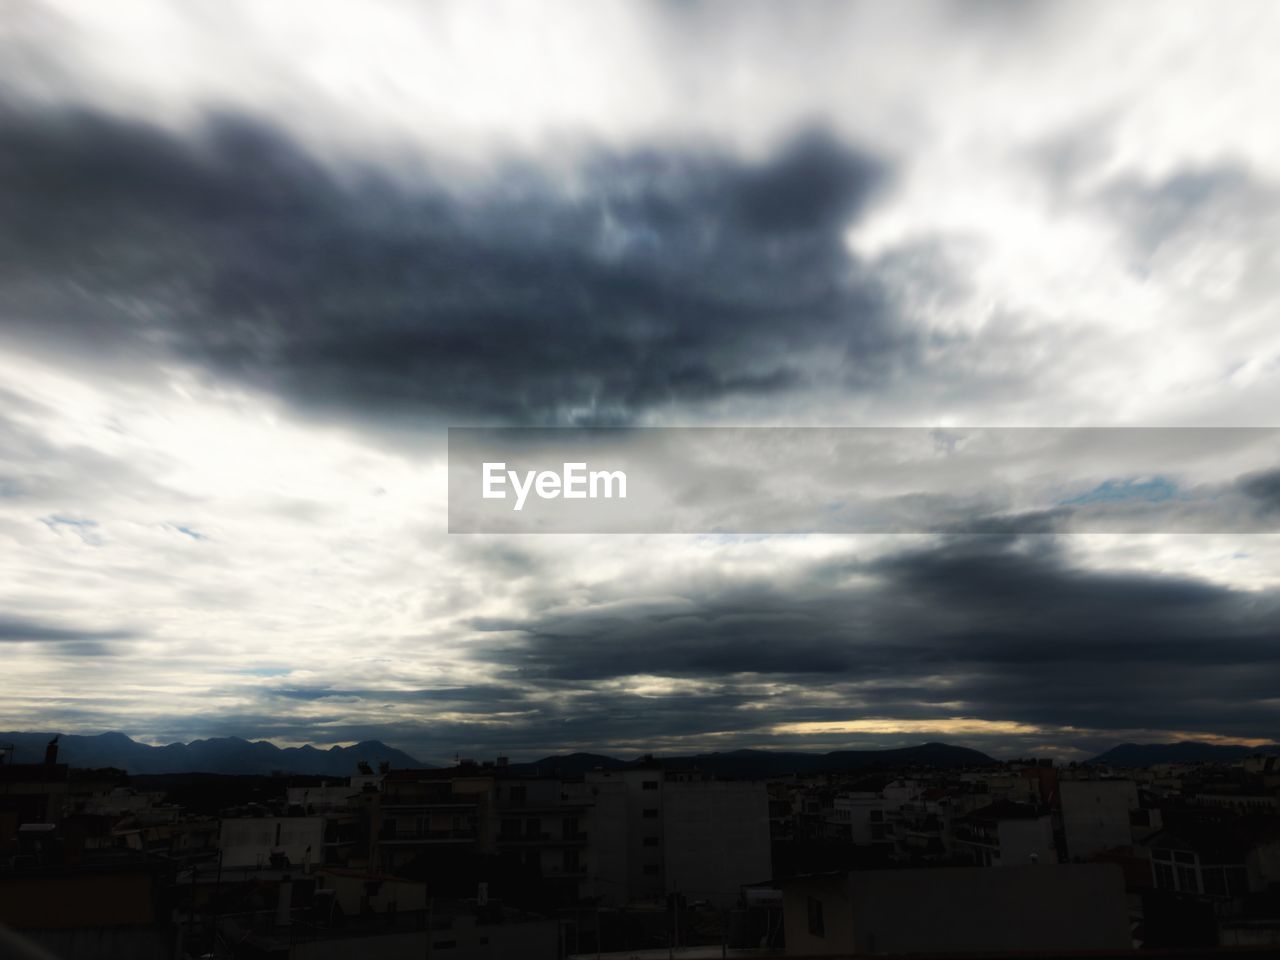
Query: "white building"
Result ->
[[1059, 779, 1138, 861], [953, 801, 1058, 867], [827, 793, 888, 845]]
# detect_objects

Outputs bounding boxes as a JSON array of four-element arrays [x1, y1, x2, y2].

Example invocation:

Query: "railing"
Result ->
[[378, 828, 477, 843], [379, 800, 477, 810], [498, 830, 590, 844]]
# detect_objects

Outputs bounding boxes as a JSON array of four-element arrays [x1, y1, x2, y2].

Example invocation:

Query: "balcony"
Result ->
[[953, 826, 997, 847], [380, 800, 477, 811], [496, 828, 589, 844], [378, 827, 477, 844], [494, 800, 589, 814], [498, 831, 551, 844]]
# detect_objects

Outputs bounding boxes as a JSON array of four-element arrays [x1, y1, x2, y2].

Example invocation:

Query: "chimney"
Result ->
[[44, 736, 59, 766]]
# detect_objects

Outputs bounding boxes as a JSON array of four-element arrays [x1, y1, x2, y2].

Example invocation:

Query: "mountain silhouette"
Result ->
[[0, 731, 425, 775], [1087, 741, 1279, 766], [0, 733, 997, 777]]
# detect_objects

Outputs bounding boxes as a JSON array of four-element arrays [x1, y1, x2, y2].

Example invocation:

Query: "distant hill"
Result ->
[[0, 733, 994, 778], [0, 731, 426, 776], [1088, 741, 1280, 767], [658, 743, 995, 778], [499, 752, 633, 778], [513, 742, 995, 779]]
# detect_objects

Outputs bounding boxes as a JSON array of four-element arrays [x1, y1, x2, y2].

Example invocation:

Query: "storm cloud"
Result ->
[[460, 537, 1280, 746], [0, 105, 905, 426]]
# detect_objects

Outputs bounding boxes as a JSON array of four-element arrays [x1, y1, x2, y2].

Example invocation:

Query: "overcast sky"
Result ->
[[2, 0, 1279, 763]]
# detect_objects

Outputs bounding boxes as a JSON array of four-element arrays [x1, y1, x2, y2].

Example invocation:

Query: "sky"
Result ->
[[1, 0, 1279, 764]]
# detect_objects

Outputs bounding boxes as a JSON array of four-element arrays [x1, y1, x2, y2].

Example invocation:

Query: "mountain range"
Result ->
[[0, 732, 994, 777], [1086, 741, 1280, 767], [500, 743, 997, 779], [7, 731, 1278, 776], [0, 731, 426, 776]]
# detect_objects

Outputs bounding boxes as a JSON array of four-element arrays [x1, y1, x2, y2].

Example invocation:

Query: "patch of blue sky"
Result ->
[[1059, 476, 1182, 506]]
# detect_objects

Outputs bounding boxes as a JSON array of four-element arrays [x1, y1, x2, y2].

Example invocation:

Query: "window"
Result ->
[[643, 864, 660, 875], [1176, 865, 1199, 893], [643, 836, 659, 847], [508, 785, 526, 806], [1154, 862, 1175, 890], [642, 808, 659, 819], [807, 896, 825, 938], [642, 780, 659, 790]]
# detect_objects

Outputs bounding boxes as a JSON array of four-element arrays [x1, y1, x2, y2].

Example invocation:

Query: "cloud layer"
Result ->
[[2, 0, 1279, 762]]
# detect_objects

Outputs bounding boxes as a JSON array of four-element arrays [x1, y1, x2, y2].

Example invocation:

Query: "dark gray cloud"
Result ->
[[0, 614, 131, 657], [42, 535, 1270, 762], [1240, 469, 1280, 516], [446, 536, 1280, 751], [0, 105, 906, 425]]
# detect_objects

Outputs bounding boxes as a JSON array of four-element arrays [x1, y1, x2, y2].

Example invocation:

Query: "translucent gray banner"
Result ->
[[447, 427, 1280, 533]]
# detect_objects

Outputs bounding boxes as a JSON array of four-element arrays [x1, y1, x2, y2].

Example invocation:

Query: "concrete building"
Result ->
[[1059, 779, 1139, 861], [663, 780, 772, 906], [586, 765, 671, 903], [372, 769, 491, 875], [824, 792, 888, 845], [0, 831, 177, 960], [491, 775, 592, 901], [220, 815, 325, 868], [952, 800, 1058, 867], [286, 772, 383, 815], [585, 765, 772, 906], [781, 863, 1131, 956]]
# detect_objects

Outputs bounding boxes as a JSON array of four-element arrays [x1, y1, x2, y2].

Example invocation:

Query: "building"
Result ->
[[220, 815, 326, 868], [663, 779, 773, 906], [0, 822, 178, 960], [491, 774, 593, 902], [781, 863, 1131, 956], [585, 764, 772, 906], [372, 768, 490, 877], [1059, 778, 1138, 860], [952, 800, 1058, 867], [824, 792, 888, 846]]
